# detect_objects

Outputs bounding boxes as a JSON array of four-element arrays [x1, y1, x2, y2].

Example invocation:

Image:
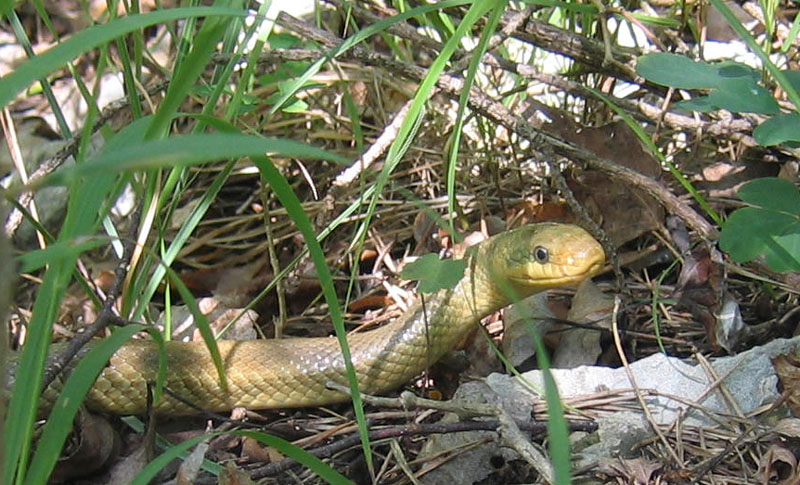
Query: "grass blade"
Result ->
[[28, 133, 348, 193], [23, 325, 164, 485], [0, 6, 246, 109], [4, 169, 120, 483]]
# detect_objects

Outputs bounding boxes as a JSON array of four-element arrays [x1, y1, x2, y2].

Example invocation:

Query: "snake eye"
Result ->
[[533, 246, 549, 264]]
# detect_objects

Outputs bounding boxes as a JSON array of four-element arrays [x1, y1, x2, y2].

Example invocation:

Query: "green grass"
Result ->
[[5, 0, 787, 482]]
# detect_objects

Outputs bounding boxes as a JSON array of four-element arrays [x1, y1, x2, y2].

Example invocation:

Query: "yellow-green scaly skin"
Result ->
[[55, 223, 604, 415]]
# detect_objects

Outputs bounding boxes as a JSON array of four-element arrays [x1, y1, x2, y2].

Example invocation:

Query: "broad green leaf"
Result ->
[[738, 177, 800, 214], [401, 254, 467, 294], [258, 61, 312, 86], [675, 97, 718, 113], [765, 233, 800, 272], [678, 87, 777, 115], [717, 81, 778, 114], [636, 53, 721, 89], [715, 61, 760, 81], [268, 32, 302, 49], [721, 208, 796, 260], [754, 113, 800, 146], [280, 98, 310, 113], [720, 179, 800, 273], [702, 80, 779, 114], [707, 0, 800, 111], [638, 54, 778, 114], [784, 71, 800, 93]]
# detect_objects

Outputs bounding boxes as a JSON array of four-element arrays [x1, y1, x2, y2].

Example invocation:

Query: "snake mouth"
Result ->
[[508, 256, 605, 288], [581, 258, 605, 278]]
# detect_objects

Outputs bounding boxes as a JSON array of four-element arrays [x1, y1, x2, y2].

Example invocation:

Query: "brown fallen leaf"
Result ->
[[673, 244, 738, 352], [219, 462, 256, 485], [774, 419, 800, 439], [758, 442, 800, 485], [241, 436, 284, 464], [348, 293, 392, 313], [553, 279, 614, 368], [175, 436, 210, 485], [106, 445, 149, 485], [522, 100, 664, 246], [50, 410, 119, 482], [502, 292, 554, 368], [773, 354, 800, 418], [510, 200, 571, 226], [569, 166, 664, 246], [597, 456, 662, 485]]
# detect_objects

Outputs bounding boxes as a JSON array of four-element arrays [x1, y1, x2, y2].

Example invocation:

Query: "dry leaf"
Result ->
[[774, 419, 800, 439], [175, 438, 210, 485], [241, 436, 279, 463], [219, 462, 256, 485], [502, 292, 553, 367], [759, 443, 800, 485], [50, 410, 119, 482], [106, 445, 149, 485], [522, 101, 663, 245], [553, 280, 613, 368], [773, 354, 800, 417], [597, 457, 662, 484]]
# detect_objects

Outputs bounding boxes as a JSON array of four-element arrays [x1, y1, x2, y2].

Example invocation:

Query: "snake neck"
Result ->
[[377, 248, 519, 355], [445, 251, 517, 324]]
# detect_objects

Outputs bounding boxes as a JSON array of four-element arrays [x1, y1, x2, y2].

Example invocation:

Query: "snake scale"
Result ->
[[37, 223, 604, 415]]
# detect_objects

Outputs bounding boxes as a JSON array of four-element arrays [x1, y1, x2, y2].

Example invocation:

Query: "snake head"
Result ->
[[485, 223, 605, 297]]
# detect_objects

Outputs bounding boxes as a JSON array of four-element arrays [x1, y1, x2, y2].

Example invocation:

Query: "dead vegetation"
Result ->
[[2, 1, 800, 483]]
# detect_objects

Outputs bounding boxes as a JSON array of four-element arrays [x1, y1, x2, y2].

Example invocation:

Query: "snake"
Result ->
[[38, 223, 604, 415]]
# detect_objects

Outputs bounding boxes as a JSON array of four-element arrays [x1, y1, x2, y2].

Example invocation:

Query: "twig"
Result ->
[[513, 14, 639, 82], [250, 411, 596, 479], [211, 47, 756, 146], [5, 80, 168, 237], [331, 99, 413, 189], [549, 165, 624, 291], [690, 392, 788, 484], [333, 1, 640, 82], [326, 383, 557, 482], [260, 187, 287, 339], [610, 295, 683, 465], [274, 12, 720, 241], [40, 206, 142, 392], [452, 82, 720, 240]]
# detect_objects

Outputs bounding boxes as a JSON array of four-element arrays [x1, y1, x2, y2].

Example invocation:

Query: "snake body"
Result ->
[[47, 223, 604, 415]]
